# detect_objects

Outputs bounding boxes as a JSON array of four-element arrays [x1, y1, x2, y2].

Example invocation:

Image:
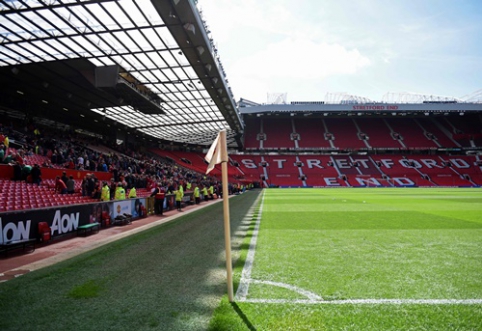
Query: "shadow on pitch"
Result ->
[[231, 302, 256, 331]]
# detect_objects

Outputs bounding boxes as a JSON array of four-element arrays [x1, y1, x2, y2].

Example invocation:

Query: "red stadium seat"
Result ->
[[38, 222, 52, 242]]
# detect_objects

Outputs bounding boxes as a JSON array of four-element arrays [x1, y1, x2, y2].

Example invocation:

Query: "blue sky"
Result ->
[[198, 0, 482, 103]]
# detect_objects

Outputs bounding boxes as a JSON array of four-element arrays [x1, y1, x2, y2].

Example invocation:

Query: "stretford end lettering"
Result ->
[[352, 105, 399, 110]]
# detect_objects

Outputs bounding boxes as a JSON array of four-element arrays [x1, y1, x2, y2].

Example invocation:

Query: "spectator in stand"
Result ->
[[86, 173, 96, 197], [11, 160, 22, 181], [66, 176, 75, 194], [31, 164, 42, 185], [77, 154, 84, 169], [108, 179, 115, 200], [167, 180, 175, 194], [0, 143, 4, 162], [21, 164, 32, 182], [151, 183, 165, 215], [89, 159, 96, 172], [55, 176, 67, 194], [51, 150, 57, 165], [81, 175, 88, 196], [92, 180, 101, 199], [11, 153, 24, 167], [61, 171, 69, 186], [66, 158, 75, 169]]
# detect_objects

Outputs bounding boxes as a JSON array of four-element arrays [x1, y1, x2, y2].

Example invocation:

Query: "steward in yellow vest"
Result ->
[[128, 187, 137, 198], [114, 183, 126, 200], [175, 187, 183, 211], [101, 182, 110, 201], [194, 185, 200, 204]]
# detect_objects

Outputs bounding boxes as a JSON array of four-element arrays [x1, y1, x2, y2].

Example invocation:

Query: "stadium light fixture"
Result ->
[[183, 23, 195, 34]]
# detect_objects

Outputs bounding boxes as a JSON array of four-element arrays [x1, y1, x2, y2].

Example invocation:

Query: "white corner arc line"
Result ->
[[250, 279, 323, 301]]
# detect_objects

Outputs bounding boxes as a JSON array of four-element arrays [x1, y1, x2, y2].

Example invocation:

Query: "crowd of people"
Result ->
[[1, 118, 249, 214]]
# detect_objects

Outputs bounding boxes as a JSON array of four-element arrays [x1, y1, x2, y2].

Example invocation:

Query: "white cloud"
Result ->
[[232, 38, 370, 79], [228, 38, 370, 101]]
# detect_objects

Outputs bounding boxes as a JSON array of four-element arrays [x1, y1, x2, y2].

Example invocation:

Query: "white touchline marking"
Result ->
[[238, 298, 482, 305], [235, 191, 265, 300]]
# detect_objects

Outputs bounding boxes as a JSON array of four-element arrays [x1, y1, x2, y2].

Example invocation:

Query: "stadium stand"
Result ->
[[261, 117, 296, 149], [355, 118, 403, 149], [416, 118, 460, 148], [384, 118, 439, 149], [324, 118, 368, 150], [293, 118, 333, 149], [243, 117, 262, 149]]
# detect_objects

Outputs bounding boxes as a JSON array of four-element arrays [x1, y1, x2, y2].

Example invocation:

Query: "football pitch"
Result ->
[[0, 188, 481, 330], [211, 188, 482, 330]]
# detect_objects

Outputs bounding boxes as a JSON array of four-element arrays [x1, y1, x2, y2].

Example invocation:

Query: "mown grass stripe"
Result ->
[[235, 191, 265, 300]]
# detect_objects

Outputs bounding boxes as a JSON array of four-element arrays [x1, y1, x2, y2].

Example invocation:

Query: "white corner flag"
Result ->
[[204, 130, 234, 302], [205, 131, 223, 174]]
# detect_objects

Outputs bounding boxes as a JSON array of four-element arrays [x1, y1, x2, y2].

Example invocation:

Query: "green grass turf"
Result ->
[[1, 188, 481, 330], [209, 188, 482, 330], [0, 190, 262, 331]]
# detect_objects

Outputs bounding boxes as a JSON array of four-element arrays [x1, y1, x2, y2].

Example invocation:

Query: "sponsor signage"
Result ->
[[0, 204, 94, 244]]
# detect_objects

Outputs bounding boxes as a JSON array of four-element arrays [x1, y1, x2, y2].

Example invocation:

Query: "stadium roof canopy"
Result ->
[[239, 97, 482, 117], [0, 0, 243, 147]]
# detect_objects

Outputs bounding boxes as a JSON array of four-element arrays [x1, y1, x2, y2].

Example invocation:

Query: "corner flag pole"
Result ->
[[219, 130, 234, 302]]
